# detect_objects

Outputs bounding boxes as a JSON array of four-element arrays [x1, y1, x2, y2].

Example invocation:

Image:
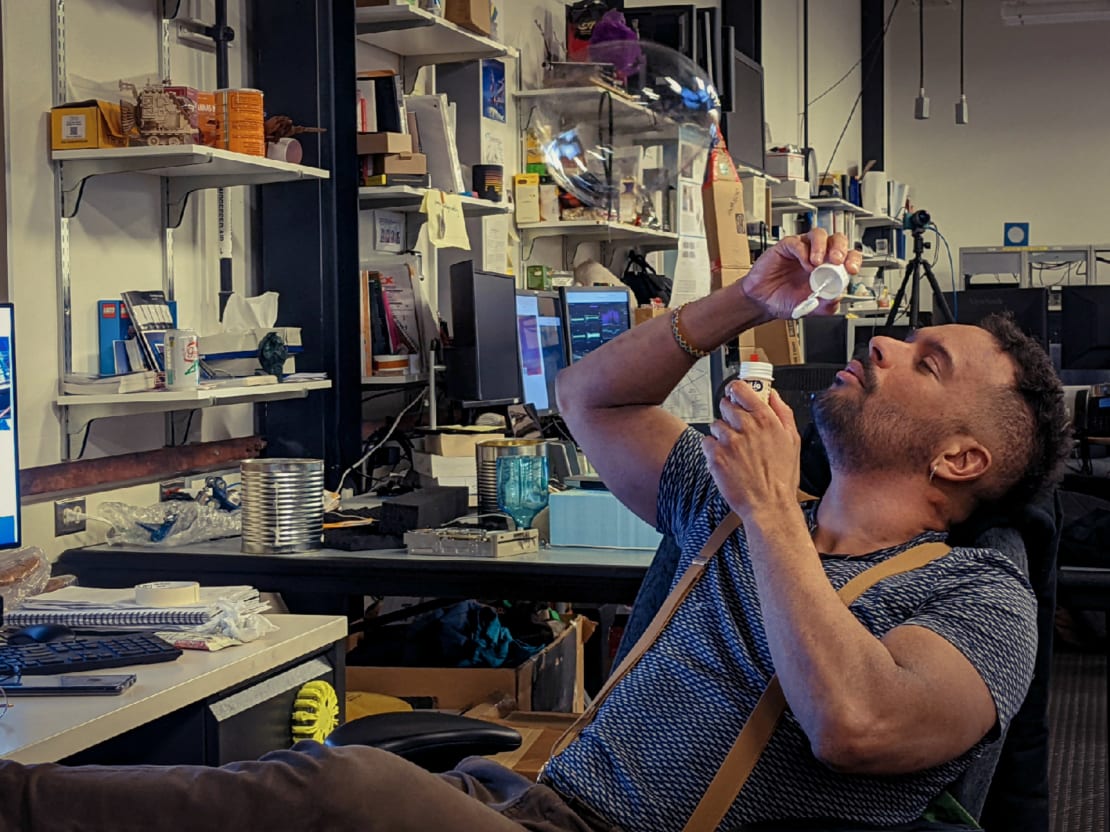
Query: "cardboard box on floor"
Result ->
[[702, 144, 751, 272], [466, 704, 581, 782], [346, 617, 588, 714]]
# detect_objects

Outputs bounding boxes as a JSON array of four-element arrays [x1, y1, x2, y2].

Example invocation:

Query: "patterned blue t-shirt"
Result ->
[[543, 429, 1038, 831]]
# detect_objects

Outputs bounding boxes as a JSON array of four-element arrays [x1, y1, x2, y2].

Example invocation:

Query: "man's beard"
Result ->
[[812, 357, 945, 476]]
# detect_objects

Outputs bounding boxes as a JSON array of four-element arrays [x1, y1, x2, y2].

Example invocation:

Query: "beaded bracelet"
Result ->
[[670, 303, 710, 359]]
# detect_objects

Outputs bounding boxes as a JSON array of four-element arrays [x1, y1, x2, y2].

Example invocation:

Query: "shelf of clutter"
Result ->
[[355, 3, 518, 88], [357, 186, 510, 217], [771, 197, 816, 216], [809, 197, 872, 217], [855, 213, 903, 230], [56, 379, 332, 430], [514, 87, 679, 135], [517, 220, 680, 251], [362, 373, 431, 388], [860, 255, 906, 270], [52, 145, 330, 228]]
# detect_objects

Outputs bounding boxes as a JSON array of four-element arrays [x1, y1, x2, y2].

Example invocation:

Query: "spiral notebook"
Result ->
[[5, 585, 266, 630]]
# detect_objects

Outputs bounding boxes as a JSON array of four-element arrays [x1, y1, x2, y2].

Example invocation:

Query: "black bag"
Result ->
[[621, 251, 671, 307]]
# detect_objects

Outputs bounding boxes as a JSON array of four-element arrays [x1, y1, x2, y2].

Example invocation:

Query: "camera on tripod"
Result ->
[[902, 209, 931, 232]]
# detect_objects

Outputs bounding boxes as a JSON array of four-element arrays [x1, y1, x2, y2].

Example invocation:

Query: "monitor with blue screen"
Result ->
[[559, 286, 632, 363], [0, 304, 20, 550], [515, 291, 568, 416]]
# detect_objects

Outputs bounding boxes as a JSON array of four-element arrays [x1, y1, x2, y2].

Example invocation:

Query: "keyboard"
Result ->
[[0, 633, 183, 676]]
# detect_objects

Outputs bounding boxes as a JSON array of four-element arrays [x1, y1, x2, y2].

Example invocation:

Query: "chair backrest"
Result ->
[[615, 425, 1061, 826]]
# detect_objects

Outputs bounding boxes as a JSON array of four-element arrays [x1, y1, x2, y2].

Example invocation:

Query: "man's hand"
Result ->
[[741, 229, 862, 321], [702, 382, 801, 521]]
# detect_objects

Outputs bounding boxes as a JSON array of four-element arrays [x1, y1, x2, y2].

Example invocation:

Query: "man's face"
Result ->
[[812, 324, 1016, 476]]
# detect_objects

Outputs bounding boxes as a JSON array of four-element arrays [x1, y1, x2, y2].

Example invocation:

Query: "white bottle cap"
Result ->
[[810, 263, 849, 299], [739, 360, 774, 382]]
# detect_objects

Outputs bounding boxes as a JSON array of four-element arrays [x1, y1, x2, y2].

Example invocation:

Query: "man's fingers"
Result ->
[[708, 420, 733, 445], [726, 379, 770, 413], [807, 228, 829, 266], [768, 389, 799, 435], [844, 248, 863, 275], [777, 235, 815, 273]]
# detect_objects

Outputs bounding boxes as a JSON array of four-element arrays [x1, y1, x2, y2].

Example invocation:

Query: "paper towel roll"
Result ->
[[135, 581, 201, 607], [861, 171, 889, 217]]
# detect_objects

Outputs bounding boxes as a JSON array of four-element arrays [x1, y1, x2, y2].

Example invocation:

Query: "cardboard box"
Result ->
[[371, 152, 428, 176], [356, 132, 412, 156], [347, 618, 585, 714], [445, 0, 492, 36], [51, 100, 130, 150], [702, 147, 751, 271], [514, 174, 541, 225], [471, 707, 581, 782], [766, 151, 806, 180], [771, 178, 811, 201], [422, 427, 504, 457], [711, 267, 751, 293], [633, 306, 669, 326], [752, 319, 804, 365]]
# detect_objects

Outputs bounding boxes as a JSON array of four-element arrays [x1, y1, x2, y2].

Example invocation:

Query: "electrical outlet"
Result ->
[[54, 497, 87, 536]]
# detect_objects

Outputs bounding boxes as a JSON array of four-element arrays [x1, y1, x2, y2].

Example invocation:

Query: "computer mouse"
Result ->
[[7, 623, 75, 645]]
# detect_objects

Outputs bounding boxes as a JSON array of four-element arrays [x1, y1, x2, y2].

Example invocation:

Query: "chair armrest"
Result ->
[[325, 711, 523, 772]]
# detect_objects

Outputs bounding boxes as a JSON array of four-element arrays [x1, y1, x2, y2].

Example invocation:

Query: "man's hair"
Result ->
[[975, 312, 1072, 504]]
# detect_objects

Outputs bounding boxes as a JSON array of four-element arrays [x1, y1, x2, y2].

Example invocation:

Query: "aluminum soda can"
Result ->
[[166, 329, 200, 389]]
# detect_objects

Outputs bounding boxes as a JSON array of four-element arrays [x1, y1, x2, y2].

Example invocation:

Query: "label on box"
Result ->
[[62, 115, 87, 141]]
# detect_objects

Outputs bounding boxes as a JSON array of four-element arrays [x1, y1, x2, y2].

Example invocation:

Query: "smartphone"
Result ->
[[3, 674, 137, 696]]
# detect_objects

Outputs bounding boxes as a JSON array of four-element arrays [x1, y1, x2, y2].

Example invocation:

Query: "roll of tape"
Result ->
[[135, 581, 201, 607]]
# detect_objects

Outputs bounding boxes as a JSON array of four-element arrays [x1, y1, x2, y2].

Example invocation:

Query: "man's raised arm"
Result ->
[[556, 230, 857, 528]]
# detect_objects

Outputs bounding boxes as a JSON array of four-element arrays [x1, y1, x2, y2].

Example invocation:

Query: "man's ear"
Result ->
[[934, 438, 992, 484]]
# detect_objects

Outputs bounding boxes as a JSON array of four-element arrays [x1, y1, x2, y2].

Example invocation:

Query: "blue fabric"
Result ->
[[545, 429, 1038, 832], [419, 601, 540, 669]]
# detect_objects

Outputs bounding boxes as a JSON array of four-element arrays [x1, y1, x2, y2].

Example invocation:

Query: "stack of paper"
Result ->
[[7, 585, 268, 631]]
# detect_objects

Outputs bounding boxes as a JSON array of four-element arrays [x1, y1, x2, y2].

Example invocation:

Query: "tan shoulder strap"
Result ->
[[682, 539, 951, 831]]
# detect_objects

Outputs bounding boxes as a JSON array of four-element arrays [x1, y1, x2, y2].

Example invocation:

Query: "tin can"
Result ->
[[215, 88, 265, 156], [166, 329, 200, 389]]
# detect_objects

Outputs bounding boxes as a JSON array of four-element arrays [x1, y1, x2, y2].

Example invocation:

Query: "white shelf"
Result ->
[[771, 197, 816, 215], [517, 220, 679, 250], [355, 4, 517, 78], [860, 255, 906, 269], [53, 145, 330, 227], [363, 373, 430, 387], [735, 163, 781, 185], [856, 214, 903, 230], [56, 379, 332, 430], [514, 87, 676, 134], [809, 197, 872, 217], [357, 186, 510, 217]]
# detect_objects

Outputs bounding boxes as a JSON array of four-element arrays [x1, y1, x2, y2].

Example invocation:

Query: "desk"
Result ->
[[57, 540, 656, 606], [1, 614, 347, 765]]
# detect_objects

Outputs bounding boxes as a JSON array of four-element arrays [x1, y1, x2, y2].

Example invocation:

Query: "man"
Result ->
[[0, 231, 1068, 832]]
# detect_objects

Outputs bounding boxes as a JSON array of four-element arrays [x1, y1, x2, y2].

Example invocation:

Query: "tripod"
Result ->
[[884, 225, 954, 329]]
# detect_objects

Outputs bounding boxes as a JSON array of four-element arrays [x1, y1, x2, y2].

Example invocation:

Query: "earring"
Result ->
[[929, 463, 938, 484]]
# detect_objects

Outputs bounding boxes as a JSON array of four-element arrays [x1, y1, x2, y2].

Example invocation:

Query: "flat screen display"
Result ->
[[0, 304, 20, 550], [516, 291, 568, 415], [561, 287, 632, 364], [726, 49, 766, 173]]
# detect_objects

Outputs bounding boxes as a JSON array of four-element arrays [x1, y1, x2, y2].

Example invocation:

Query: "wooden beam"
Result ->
[[21, 437, 266, 501]]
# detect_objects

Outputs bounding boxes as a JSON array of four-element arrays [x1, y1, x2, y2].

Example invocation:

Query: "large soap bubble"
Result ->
[[532, 35, 722, 215]]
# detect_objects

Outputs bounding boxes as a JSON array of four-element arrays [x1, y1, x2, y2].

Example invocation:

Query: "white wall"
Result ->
[[763, 0, 862, 176], [2, 0, 254, 557], [885, 1, 1110, 291]]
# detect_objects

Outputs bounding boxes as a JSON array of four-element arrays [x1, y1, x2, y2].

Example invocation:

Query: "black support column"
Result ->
[[861, 0, 886, 170], [248, 0, 361, 488]]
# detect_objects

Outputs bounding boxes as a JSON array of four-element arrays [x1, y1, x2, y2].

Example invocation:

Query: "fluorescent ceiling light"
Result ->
[[1002, 0, 1110, 24]]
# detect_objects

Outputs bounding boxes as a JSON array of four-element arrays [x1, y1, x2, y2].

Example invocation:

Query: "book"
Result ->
[[120, 290, 175, 371], [62, 371, 160, 395], [362, 172, 431, 189]]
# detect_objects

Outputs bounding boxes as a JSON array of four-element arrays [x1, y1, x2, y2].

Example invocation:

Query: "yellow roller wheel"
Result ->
[[291, 680, 340, 744]]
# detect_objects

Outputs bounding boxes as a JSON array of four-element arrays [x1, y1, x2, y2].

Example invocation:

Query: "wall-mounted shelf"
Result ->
[[809, 197, 872, 217], [362, 373, 430, 387], [518, 220, 678, 250], [57, 379, 332, 436], [861, 255, 906, 269], [355, 4, 518, 89], [735, 163, 781, 184], [856, 214, 903, 230], [53, 146, 330, 228], [514, 87, 676, 134], [771, 197, 816, 215], [357, 186, 510, 217]]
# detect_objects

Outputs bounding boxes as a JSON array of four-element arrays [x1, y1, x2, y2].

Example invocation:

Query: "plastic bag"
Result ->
[[0, 546, 50, 609], [100, 501, 241, 547]]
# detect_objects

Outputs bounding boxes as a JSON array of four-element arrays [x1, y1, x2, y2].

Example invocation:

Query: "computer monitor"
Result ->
[[1061, 286, 1110, 370], [956, 287, 1049, 350], [725, 45, 766, 173], [559, 286, 633, 363], [444, 263, 520, 405], [515, 290, 568, 416], [846, 318, 914, 361], [0, 304, 20, 550]]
